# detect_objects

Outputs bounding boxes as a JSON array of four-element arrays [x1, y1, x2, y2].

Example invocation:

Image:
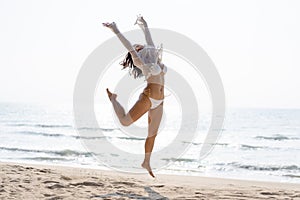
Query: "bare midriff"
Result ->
[[143, 72, 165, 100]]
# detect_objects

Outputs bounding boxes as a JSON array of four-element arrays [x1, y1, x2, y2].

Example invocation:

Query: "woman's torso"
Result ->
[[136, 45, 166, 100], [143, 63, 166, 100]]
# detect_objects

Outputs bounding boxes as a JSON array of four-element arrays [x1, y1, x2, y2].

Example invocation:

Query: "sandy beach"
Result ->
[[0, 162, 299, 200]]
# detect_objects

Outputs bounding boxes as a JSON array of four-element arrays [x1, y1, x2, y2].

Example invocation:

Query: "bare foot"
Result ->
[[106, 88, 117, 101], [141, 161, 155, 178]]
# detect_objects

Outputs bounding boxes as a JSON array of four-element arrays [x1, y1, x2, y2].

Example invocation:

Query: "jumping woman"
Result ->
[[103, 15, 167, 178]]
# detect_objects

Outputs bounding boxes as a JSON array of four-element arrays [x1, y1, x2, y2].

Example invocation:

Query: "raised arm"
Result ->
[[102, 22, 144, 66], [134, 16, 155, 46]]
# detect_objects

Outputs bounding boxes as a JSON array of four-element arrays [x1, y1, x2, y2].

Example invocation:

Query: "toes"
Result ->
[[149, 171, 155, 178], [106, 88, 113, 100], [106, 88, 112, 96], [141, 162, 155, 178]]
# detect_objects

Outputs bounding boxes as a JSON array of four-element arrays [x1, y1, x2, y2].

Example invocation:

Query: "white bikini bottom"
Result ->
[[149, 97, 163, 109]]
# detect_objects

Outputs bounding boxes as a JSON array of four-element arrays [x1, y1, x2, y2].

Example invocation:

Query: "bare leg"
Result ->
[[141, 102, 163, 178], [106, 88, 151, 126]]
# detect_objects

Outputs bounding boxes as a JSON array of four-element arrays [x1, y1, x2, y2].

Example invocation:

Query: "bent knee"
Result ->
[[147, 132, 158, 138], [120, 118, 133, 127]]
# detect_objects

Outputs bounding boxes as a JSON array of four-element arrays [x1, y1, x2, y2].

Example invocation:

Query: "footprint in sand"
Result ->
[[70, 181, 104, 187], [43, 180, 60, 184], [111, 181, 137, 187], [46, 184, 66, 189], [260, 191, 280, 195], [60, 175, 72, 181]]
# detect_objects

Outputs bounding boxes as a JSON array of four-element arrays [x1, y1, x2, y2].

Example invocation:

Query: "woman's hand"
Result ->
[[102, 22, 119, 34], [134, 15, 147, 27]]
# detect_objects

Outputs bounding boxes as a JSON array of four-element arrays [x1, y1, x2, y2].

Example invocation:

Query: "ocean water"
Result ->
[[0, 102, 300, 183]]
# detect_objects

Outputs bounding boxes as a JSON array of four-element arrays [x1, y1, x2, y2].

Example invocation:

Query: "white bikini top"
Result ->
[[137, 44, 167, 79]]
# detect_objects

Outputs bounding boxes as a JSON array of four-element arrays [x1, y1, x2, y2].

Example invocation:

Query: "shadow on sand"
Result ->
[[92, 186, 169, 200]]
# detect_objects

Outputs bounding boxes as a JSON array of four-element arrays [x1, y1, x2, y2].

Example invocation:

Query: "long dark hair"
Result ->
[[120, 52, 143, 79]]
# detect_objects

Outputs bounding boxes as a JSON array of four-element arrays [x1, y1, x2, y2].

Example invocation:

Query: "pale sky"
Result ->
[[0, 0, 300, 108]]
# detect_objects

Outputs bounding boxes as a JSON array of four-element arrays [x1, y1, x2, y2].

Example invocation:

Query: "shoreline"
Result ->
[[2, 159, 299, 184], [2, 160, 299, 184], [1, 161, 300, 199]]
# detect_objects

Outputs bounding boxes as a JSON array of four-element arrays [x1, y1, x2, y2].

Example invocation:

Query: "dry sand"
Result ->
[[0, 162, 299, 200]]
